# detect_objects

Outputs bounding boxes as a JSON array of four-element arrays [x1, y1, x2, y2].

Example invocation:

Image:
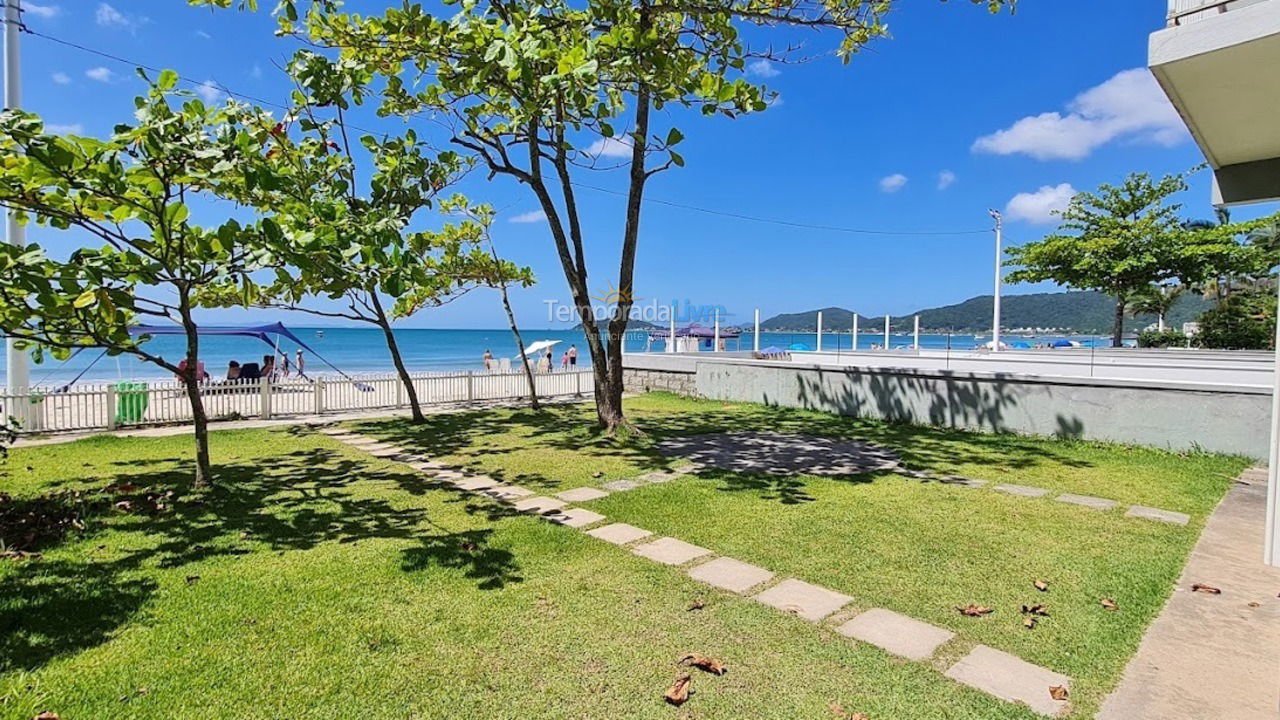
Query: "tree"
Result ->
[[1006, 172, 1196, 347], [1127, 283, 1184, 332], [440, 197, 541, 409], [0, 74, 271, 486], [206, 0, 1014, 432], [224, 53, 525, 423]]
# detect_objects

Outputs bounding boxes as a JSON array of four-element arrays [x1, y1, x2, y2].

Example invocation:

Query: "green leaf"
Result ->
[[157, 69, 180, 91], [73, 290, 97, 309], [665, 127, 684, 146]]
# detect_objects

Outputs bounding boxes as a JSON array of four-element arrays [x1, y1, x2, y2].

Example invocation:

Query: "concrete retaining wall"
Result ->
[[621, 353, 1272, 458]]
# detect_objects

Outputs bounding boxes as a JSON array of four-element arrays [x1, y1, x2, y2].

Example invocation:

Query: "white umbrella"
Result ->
[[518, 339, 561, 358]]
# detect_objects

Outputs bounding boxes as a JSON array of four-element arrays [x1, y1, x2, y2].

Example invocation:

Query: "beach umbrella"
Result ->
[[519, 339, 561, 358], [1051, 340, 1073, 348], [788, 342, 810, 351], [759, 346, 785, 354]]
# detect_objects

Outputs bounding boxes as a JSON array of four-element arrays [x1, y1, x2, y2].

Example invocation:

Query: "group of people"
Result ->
[[482, 344, 578, 373], [223, 349, 306, 383]]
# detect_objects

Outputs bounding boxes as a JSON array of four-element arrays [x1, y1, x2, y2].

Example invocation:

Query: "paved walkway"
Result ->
[[1098, 468, 1280, 720]]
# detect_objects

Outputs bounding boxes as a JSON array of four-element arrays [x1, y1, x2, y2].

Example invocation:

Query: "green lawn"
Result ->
[[0, 394, 1247, 719]]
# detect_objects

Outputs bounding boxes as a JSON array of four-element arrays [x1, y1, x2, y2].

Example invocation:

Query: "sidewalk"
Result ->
[[1098, 468, 1280, 720]]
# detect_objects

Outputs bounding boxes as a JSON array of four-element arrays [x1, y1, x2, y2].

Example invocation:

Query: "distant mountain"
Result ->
[[759, 291, 1212, 334]]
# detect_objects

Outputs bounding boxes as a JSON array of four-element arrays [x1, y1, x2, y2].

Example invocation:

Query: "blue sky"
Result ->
[[16, 0, 1276, 329]]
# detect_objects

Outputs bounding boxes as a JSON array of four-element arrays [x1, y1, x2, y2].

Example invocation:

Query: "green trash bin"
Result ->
[[114, 381, 149, 424]]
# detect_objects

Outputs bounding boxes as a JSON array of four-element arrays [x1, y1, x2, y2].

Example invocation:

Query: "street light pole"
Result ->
[[989, 209, 1003, 353], [4, 0, 27, 397]]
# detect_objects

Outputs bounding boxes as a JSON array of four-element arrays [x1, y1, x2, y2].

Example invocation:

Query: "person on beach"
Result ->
[[561, 351, 569, 371], [545, 348, 554, 373], [295, 349, 305, 376], [262, 354, 276, 381], [568, 344, 577, 367], [483, 349, 494, 371], [226, 361, 241, 381], [279, 351, 291, 378]]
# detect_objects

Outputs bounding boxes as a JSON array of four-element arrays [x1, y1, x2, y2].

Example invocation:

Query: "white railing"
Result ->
[[0, 368, 593, 434], [1167, 0, 1267, 25]]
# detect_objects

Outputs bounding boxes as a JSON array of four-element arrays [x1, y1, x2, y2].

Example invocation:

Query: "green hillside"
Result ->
[[759, 291, 1212, 334]]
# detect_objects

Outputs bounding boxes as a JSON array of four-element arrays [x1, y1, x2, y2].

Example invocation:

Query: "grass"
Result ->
[[353, 393, 1250, 718], [1, 426, 1039, 720], [0, 393, 1248, 718]]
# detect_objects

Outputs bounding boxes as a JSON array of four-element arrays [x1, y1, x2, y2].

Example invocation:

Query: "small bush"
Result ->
[[1137, 329, 1187, 348], [1195, 290, 1276, 350]]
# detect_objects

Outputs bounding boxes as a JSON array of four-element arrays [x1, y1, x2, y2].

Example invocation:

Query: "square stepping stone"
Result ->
[[672, 464, 700, 475], [940, 476, 986, 488], [944, 645, 1070, 717], [836, 608, 954, 661], [513, 496, 568, 515], [688, 556, 774, 593], [631, 537, 712, 566], [484, 485, 536, 501], [369, 447, 406, 458], [754, 578, 851, 622], [548, 508, 606, 528], [637, 471, 678, 484], [432, 469, 468, 483], [556, 487, 609, 502], [453, 476, 499, 491], [410, 460, 449, 472], [994, 483, 1050, 498], [602, 479, 642, 492], [1125, 505, 1190, 526], [586, 523, 652, 545], [1056, 493, 1118, 511]]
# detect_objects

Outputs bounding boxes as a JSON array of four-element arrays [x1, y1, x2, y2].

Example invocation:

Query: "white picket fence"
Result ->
[[1, 369, 593, 434]]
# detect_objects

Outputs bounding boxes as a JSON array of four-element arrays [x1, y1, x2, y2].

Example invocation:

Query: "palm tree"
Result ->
[[1129, 284, 1185, 332]]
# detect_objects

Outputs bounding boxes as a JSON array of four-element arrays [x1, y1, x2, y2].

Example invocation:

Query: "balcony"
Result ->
[[1150, 0, 1280, 204]]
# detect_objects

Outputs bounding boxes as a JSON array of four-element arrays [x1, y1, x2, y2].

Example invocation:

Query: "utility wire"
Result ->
[[21, 24, 995, 238]]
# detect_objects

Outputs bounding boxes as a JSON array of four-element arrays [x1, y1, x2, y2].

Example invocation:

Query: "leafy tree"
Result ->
[[202, 0, 1014, 432], [1127, 284, 1184, 333], [224, 56, 523, 423], [1007, 172, 1207, 347], [0, 73, 273, 487], [1195, 287, 1276, 349]]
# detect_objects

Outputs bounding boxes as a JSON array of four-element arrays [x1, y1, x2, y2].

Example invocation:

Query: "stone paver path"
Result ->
[[993, 483, 1050, 498], [1125, 505, 1190, 526], [556, 487, 609, 502], [325, 424, 1084, 718], [753, 578, 851, 622], [586, 522, 652, 545], [631, 537, 712, 566], [657, 431, 900, 476], [1055, 493, 1118, 511], [836, 608, 955, 662], [945, 645, 1070, 717], [687, 556, 774, 594]]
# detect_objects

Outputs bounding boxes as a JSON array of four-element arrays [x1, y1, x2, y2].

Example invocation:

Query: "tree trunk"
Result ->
[[371, 293, 425, 423], [1112, 297, 1126, 348], [177, 300, 212, 488], [489, 243, 540, 410]]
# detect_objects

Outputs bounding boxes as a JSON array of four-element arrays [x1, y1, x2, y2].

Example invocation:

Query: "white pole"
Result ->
[[1266, 274, 1280, 566], [753, 308, 760, 353], [668, 304, 676, 353], [913, 315, 920, 350], [713, 308, 720, 352], [852, 314, 859, 351], [883, 315, 890, 349], [989, 209, 1003, 353], [815, 311, 823, 352], [4, 0, 27, 399]]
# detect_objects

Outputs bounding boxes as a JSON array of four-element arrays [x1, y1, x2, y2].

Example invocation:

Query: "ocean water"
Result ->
[[1, 327, 1108, 386]]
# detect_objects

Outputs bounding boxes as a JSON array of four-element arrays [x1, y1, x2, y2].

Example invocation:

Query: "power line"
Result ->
[[23, 25, 994, 238]]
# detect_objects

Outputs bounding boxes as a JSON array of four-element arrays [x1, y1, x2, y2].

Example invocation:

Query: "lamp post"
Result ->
[[815, 311, 823, 352], [4, 0, 27, 399], [852, 314, 858, 351], [989, 208, 1003, 353], [753, 308, 760, 353]]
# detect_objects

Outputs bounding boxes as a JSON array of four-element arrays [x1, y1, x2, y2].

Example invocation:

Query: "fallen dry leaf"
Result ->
[[828, 702, 869, 720], [185, 575, 201, 585], [1049, 685, 1069, 701], [679, 652, 727, 676], [1248, 601, 1261, 608], [955, 604, 994, 617], [1034, 580, 1049, 592], [1100, 598, 1119, 611], [687, 599, 706, 611], [664, 674, 692, 706], [1023, 616, 1038, 630], [34, 712, 61, 720], [1021, 604, 1050, 617], [1191, 583, 1222, 595]]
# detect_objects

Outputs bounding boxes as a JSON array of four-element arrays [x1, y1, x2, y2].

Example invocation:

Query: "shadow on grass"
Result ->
[[0, 444, 526, 673]]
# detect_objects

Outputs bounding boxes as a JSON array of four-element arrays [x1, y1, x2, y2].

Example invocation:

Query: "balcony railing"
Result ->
[[1168, 0, 1269, 26]]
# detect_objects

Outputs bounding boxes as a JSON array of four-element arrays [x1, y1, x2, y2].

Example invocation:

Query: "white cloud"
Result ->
[[25, 3, 59, 19], [85, 66, 114, 83], [586, 136, 632, 159], [45, 123, 83, 135], [937, 170, 956, 190], [973, 69, 1187, 161], [195, 30, 212, 40], [195, 80, 226, 105], [746, 59, 780, 78], [1005, 183, 1077, 224], [879, 173, 908, 193], [249, 64, 263, 80], [51, 71, 70, 85], [509, 210, 547, 224], [95, 2, 138, 30]]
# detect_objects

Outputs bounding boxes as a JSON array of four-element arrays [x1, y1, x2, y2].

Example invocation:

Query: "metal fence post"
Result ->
[[315, 377, 325, 415], [576, 369, 583, 396], [105, 385, 117, 430], [259, 376, 271, 419]]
